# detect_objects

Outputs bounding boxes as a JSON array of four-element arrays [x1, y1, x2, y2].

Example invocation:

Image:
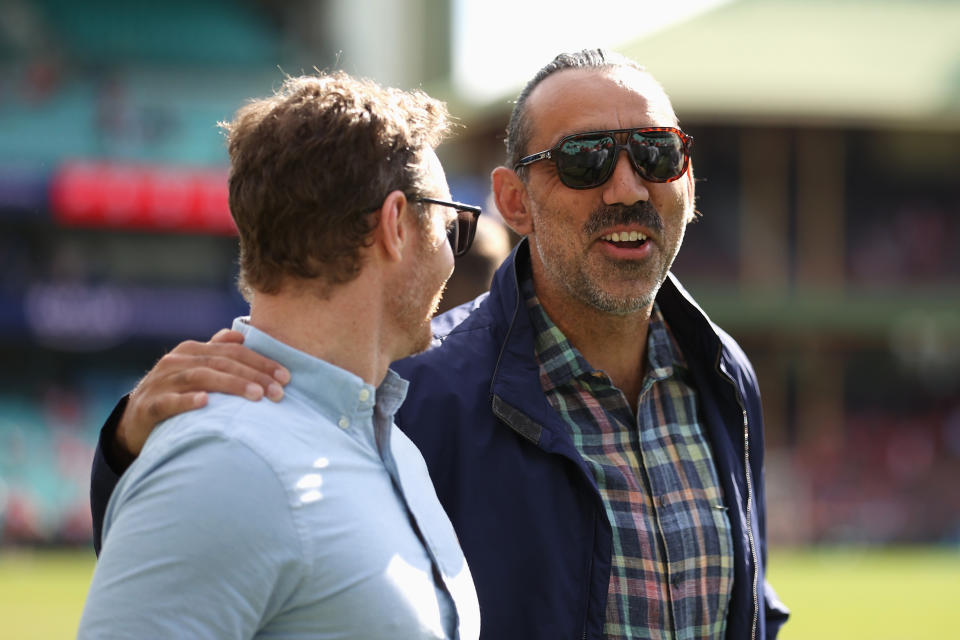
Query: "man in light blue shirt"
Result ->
[[79, 71, 482, 639]]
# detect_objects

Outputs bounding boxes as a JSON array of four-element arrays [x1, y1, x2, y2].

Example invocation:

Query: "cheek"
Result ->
[[440, 244, 455, 280], [530, 190, 593, 237], [655, 186, 690, 224], [527, 178, 576, 226], [426, 216, 454, 254]]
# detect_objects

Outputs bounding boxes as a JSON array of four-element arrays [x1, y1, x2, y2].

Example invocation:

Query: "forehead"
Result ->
[[525, 67, 677, 148]]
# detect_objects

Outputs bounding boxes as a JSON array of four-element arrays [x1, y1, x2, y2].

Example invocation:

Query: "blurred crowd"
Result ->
[[768, 405, 960, 546]]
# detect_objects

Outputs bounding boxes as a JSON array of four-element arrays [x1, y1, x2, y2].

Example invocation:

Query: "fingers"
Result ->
[[147, 336, 290, 406], [143, 391, 209, 425], [118, 390, 209, 457], [209, 329, 245, 344], [167, 365, 285, 403], [168, 339, 291, 387], [163, 351, 285, 400]]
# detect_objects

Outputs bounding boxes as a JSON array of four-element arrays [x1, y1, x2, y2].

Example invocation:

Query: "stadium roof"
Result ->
[[459, 0, 960, 130], [619, 0, 960, 129]]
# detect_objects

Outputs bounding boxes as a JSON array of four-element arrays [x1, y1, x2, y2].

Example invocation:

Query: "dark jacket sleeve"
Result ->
[[90, 395, 135, 555]]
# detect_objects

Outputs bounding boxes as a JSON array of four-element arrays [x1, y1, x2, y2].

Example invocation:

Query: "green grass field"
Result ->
[[0, 548, 96, 640], [1, 546, 957, 638], [770, 546, 960, 639]]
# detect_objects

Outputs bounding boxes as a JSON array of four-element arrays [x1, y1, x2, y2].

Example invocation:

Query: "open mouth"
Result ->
[[600, 230, 648, 250]]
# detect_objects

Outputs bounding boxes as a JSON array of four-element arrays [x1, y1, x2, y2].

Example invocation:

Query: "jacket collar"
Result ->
[[485, 238, 734, 446], [488, 239, 727, 373]]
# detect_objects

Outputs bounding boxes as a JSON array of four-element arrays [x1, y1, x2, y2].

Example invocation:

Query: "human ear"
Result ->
[[374, 190, 409, 262], [492, 166, 534, 236], [682, 161, 696, 224]]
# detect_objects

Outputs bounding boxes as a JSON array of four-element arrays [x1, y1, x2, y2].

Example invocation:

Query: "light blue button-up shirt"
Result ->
[[79, 318, 480, 639]]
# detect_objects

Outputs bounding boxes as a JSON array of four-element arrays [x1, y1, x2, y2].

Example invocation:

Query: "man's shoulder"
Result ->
[[91, 400, 306, 638], [103, 398, 302, 552], [427, 244, 521, 343], [430, 291, 492, 337], [126, 393, 313, 493], [392, 296, 509, 437], [143, 393, 267, 452], [398, 294, 503, 380]]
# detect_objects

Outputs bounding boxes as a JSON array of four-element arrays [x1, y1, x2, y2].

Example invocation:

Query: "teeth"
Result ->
[[603, 231, 647, 242]]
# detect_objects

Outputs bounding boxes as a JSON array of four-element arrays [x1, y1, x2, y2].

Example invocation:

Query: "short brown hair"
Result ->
[[222, 72, 450, 295]]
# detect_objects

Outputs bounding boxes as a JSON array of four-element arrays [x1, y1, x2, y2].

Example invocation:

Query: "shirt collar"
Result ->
[[644, 305, 682, 383], [231, 317, 409, 424], [519, 271, 684, 388]]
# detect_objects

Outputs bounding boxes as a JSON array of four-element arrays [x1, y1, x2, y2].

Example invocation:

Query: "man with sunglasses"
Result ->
[[88, 51, 787, 639], [79, 72, 481, 638]]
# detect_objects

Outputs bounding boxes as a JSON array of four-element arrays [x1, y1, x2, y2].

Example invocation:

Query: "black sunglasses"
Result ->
[[514, 126, 693, 189], [416, 197, 482, 258]]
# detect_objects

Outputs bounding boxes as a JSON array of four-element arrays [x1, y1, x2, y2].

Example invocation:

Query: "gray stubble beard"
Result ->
[[534, 200, 680, 316]]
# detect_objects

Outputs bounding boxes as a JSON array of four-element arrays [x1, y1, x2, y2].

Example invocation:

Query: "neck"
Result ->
[[531, 272, 652, 413], [247, 273, 396, 387]]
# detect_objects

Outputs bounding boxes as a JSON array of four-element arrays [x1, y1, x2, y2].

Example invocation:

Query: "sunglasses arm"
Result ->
[[514, 150, 553, 170]]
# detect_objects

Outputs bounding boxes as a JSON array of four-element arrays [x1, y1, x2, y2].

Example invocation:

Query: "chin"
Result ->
[[397, 322, 434, 360]]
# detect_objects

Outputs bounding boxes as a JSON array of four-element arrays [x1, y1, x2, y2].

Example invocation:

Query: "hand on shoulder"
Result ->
[[116, 328, 290, 458]]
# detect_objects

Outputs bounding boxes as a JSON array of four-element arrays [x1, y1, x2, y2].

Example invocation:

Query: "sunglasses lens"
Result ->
[[629, 130, 686, 182], [555, 135, 617, 188], [447, 210, 478, 257]]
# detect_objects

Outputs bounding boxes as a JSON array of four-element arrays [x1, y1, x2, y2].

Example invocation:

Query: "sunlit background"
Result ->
[[1, 0, 958, 637]]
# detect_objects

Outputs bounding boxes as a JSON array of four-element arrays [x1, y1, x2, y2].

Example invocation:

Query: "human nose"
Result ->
[[601, 147, 650, 206]]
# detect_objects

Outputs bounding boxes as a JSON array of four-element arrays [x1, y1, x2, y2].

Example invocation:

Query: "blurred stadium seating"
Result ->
[[0, 0, 283, 546]]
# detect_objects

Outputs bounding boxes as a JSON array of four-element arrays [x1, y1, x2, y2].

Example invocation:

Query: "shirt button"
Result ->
[[358, 388, 370, 402], [338, 416, 350, 429]]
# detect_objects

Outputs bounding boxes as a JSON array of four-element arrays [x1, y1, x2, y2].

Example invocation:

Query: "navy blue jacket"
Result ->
[[392, 240, 788, 640], [91, 240, 788, 639]]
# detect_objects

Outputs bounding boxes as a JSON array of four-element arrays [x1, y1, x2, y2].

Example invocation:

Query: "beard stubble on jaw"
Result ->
[[395, 233, 451, 357], [570, 200, 670, 314]]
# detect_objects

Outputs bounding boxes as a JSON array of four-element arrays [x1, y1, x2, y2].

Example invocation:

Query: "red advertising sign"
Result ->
[[50, 162, 236, 234]]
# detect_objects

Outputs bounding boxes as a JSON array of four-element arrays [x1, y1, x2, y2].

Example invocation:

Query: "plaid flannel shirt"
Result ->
[[524, 280, 734, 640]]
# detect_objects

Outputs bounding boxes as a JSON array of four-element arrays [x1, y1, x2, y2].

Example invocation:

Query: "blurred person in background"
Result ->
[[89, 50, 789, 639], [79, 71, 481, 639]]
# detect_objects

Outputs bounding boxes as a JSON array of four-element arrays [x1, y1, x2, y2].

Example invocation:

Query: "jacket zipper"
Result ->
[[715, 350, 759, 640]]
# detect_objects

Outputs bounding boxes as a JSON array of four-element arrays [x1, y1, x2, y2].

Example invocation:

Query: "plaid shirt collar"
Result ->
[[520, 273, 683, 392]]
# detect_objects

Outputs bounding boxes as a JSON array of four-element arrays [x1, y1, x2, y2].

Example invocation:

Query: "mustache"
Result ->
[[582, 201, 664, 237]]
